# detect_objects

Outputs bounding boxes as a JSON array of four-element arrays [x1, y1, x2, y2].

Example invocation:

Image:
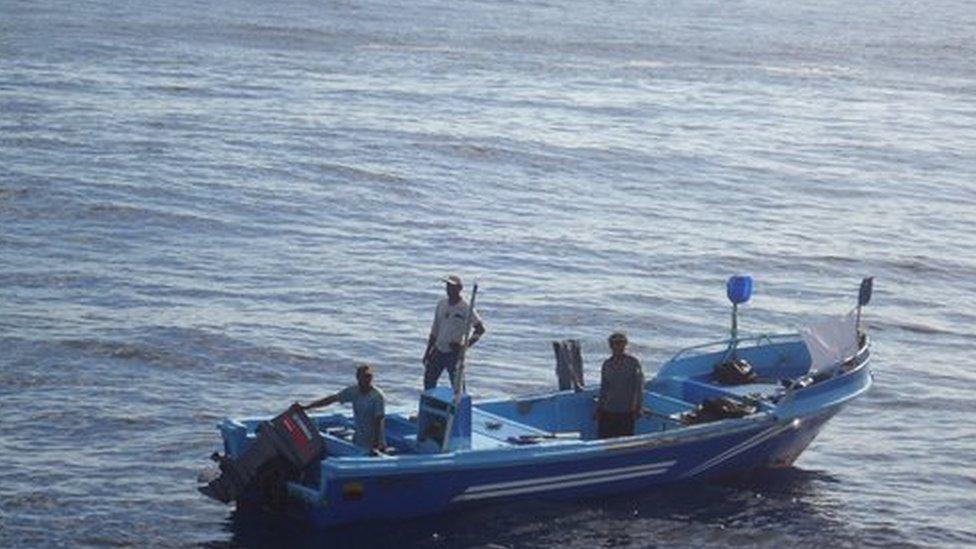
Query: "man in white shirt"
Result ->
[[422, 275, 486, 390]]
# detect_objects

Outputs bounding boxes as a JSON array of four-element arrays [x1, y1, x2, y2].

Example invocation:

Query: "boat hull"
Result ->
[[309, 408, 861, 527], [306, 420, 773, 527]]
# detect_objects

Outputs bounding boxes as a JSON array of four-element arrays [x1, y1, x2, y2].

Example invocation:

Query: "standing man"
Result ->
[[422, 275, 486, 391], [300, 365, 386, 452], [595, 332, 644, 438]]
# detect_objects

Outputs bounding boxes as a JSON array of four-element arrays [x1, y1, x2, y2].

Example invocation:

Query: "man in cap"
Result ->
[[300, 365, 386, 452], [594, 332, 644, 438], [422, 275, 486, 390]]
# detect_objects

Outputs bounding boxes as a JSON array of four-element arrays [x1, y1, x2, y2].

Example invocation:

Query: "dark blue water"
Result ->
[[2, 0, 975, 546]]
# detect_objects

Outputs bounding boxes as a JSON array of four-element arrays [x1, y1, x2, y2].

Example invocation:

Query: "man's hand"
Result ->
[[449, 342, 462, 353], [467, 335, 480, 347]]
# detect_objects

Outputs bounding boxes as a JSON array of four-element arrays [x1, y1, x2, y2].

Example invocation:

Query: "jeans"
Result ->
[[424, 348, 459, 390]]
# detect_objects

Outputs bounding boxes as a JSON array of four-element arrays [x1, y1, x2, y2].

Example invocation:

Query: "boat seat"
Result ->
[[471, 408, 553, 443], [682, 379, 784, 403], [714, 382, 784, 399], [644, 391, 696, 414]]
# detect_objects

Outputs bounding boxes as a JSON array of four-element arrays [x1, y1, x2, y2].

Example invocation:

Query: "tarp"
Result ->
[[800, 310, 859, 372]]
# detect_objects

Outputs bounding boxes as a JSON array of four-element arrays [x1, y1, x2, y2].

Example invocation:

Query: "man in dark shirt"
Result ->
[[595, 332, 644, 438]]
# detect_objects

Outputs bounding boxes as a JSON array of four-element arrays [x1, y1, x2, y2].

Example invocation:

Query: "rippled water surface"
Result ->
[[2, 0, 975, 546]]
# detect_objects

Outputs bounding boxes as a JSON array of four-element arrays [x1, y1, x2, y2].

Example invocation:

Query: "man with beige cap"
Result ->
[[422, 275, 486, 390]]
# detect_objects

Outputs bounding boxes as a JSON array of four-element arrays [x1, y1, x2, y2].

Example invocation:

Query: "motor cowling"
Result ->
[[199, 404, 325, 504]]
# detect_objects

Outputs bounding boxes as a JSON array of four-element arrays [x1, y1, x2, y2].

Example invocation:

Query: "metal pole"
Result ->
[[454, 283, 478, 402], [731, 302, 739, 342]]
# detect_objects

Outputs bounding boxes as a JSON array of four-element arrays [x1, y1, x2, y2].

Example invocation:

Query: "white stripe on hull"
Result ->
[[681, 421, 797, 479], [454, 461, 675, 502], [452, 420, 800, 503]]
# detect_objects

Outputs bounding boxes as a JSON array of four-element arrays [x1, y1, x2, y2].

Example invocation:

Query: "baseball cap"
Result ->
[[442, 274, 463, 287]]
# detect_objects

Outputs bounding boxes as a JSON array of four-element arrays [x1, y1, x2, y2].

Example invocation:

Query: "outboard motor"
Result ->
[[199, 404, 325, 504], [416, 387, 471, 453]]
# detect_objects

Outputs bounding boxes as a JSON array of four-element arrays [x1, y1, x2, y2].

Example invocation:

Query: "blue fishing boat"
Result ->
[[200, 276, 874, 528]]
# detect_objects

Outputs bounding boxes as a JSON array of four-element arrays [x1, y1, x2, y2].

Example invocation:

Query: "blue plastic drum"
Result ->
[[727, 275, 753, 305]]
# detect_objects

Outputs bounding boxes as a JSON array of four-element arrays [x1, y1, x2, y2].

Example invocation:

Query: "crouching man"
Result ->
[[301, 365, 386, 452]]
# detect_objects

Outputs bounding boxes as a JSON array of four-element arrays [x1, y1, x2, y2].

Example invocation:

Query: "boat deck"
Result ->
[[470, 408, 576, 449], [238, 378, 785, 460]]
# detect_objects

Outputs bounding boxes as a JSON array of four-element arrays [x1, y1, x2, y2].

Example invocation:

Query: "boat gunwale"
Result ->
[[319, 411, 779, 475], [319, 337, 872, 476], [223, 337, 871, 478], [662, 331, 804, 366]]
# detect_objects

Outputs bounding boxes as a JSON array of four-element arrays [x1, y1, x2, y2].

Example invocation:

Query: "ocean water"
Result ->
[[2, 0, 975, 546]]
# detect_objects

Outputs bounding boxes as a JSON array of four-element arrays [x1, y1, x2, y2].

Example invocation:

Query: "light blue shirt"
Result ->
[[338, 385, 386, 449]]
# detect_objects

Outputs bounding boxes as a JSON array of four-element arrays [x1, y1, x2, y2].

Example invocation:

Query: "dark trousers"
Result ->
[[598, 411, 636, 439], [424, 349, 459, 390]]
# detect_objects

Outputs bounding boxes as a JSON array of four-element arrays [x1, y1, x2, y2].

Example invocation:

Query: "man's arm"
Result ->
[[372, 393, 387, 450], [371, 416, 386, 450], [423, 333, 437, 363], [632, 360, 645, 414], [594, 361, 608, 418], [424, 304, 441, 362], [468, 321, 486, 347], [301, 392, 341, 411], [467, 306, 486, 347]]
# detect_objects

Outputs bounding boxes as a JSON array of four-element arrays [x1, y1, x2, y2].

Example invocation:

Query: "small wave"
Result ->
[[0, 186, 30, 201], [429, 140, 575, 173], [785, 253, 861, 266], [0, 135, 88, 151], [0, 492, 66, 511], [310, 162, 412, 186], [357, 43, 455, 54], [224, 22, 341, 51], [55, 328, 338, 380], [760, 63, 860, 79], [144, 84, 208, 95], [0, 271, 103, 290], [621, 60, 672, 69], [58, 338, 208, 369], [870, 318, 965, 338], [0, 370, 50, 390], [878, 255, 976, 279], [83, 201, 234, 231]]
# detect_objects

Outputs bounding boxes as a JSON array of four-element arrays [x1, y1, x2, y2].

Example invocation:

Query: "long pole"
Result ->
[[721, 302, 739, 364], [453, 283, 478, 402], [731, 302, 739, 342]]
